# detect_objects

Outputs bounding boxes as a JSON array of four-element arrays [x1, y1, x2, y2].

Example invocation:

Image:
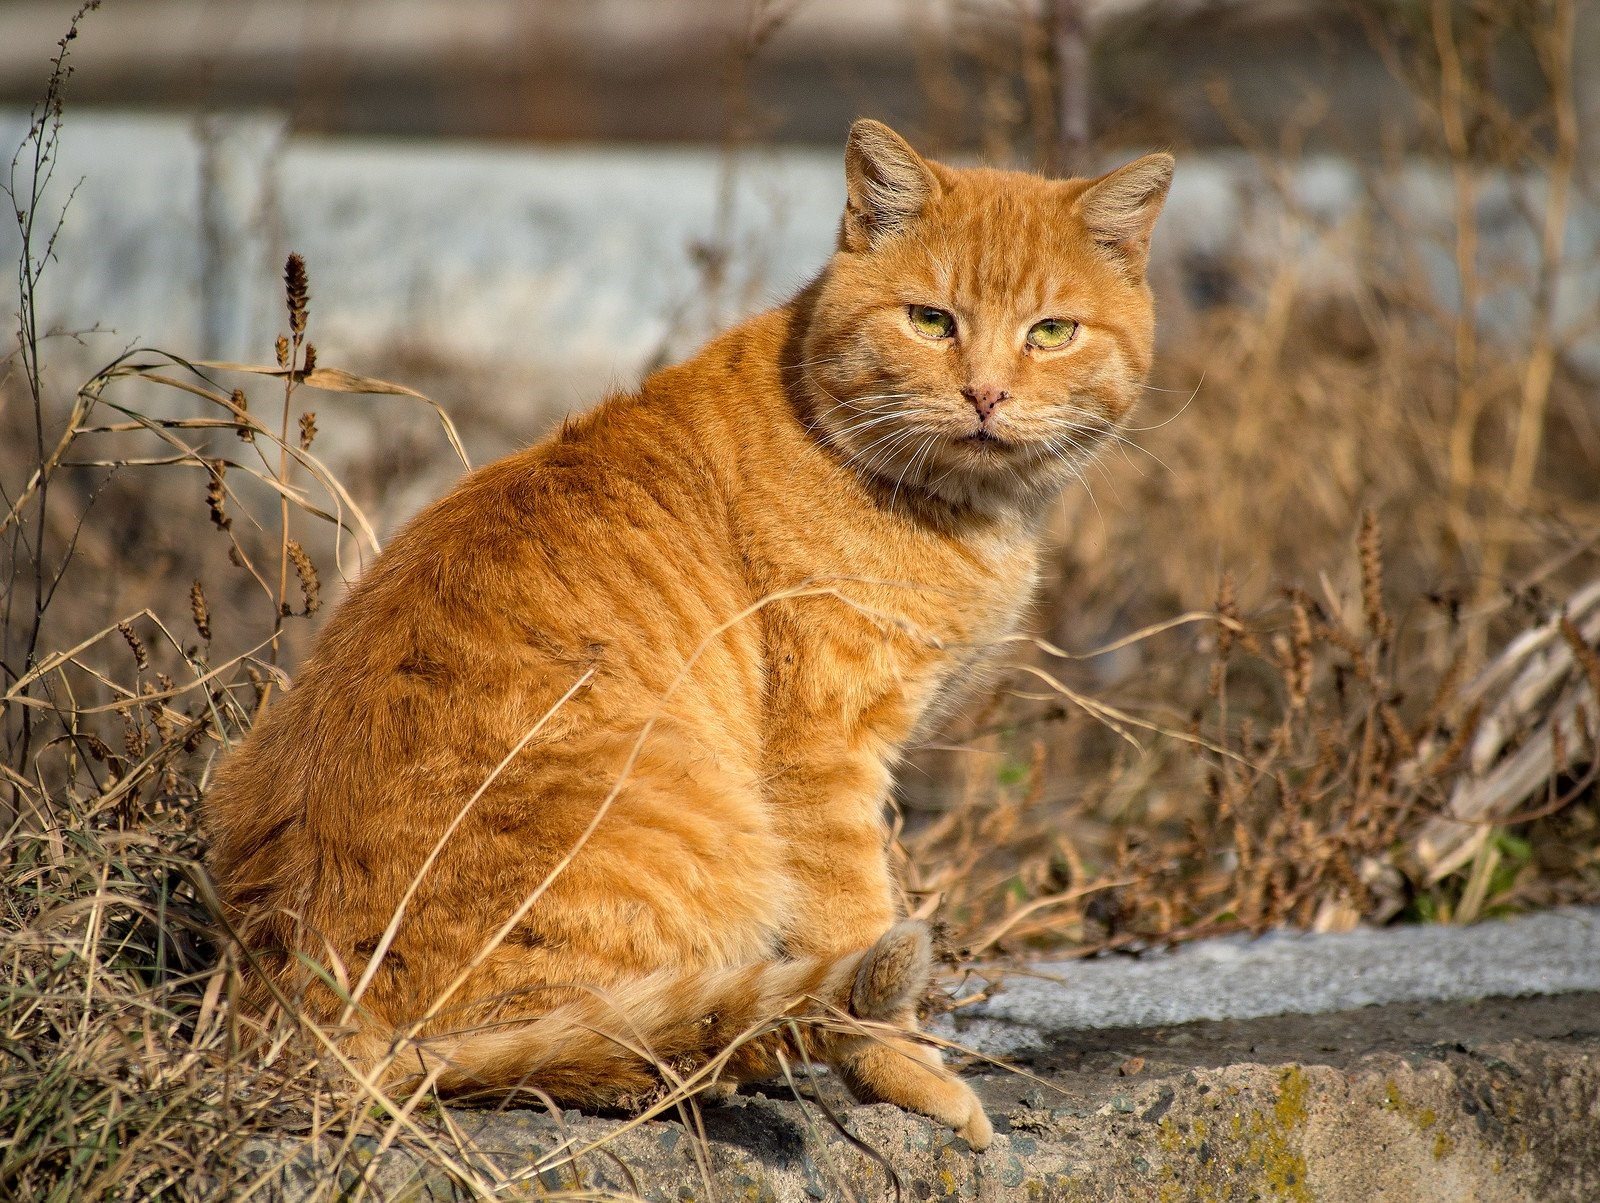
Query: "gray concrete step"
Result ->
[[242, 908, 1600, 1201]]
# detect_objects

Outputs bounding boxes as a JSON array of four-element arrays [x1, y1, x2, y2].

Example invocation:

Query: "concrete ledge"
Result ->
[[947, 904, 1600, 1052], [243, 910, 1600, 1201], [246, 994, 1599, 1201]]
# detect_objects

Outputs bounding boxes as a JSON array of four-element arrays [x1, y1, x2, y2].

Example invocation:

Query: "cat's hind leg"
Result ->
[[830, 1030, 993, 1150], [832, 927, 992, 1151], [714, 922, 993, 1149], [829, 923, 992, 1148]]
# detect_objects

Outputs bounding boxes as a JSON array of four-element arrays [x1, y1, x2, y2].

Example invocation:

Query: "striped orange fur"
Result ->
[[205, 120, 1173, 1150]]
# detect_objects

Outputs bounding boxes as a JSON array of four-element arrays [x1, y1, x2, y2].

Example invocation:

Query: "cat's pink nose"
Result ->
[[962, 384, 1011, 421]]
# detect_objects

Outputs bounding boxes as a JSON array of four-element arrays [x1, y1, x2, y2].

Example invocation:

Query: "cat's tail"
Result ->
[[400, 920, 933, 1108]]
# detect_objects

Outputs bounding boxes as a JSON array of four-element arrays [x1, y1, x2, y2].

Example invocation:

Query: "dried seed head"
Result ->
[[1378, 700, 1415, 760], [232, 388, 254, 442], [1358, 509, 1392, 647], [1023, 739, 1047, 810], [288, 539, 320, 614], [298, 410, 318, 449], [1428, 702, 1481, 776], [301, 342, 317, 375], [284, 253, 309, 337], [142, 680, 174, 738], [1421, 648, 1467, 733], [1285, 600, 1313, 710], [1210, 571, 1242, 699], [117, 620, 149, 671], [205, 461, 232, 530], [190, 579, 212, 642], [1215, 570, 1239, 658], [81, 732, 115, 764], [1558, 615, 1600, 716], [275, 334, 290, 369]]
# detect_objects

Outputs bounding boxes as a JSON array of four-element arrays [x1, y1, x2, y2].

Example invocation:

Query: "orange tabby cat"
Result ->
[[205, 120, 1172, 1150]]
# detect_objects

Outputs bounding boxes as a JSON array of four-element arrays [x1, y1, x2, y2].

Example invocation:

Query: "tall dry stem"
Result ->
[[1484, 0, 1580, 614]]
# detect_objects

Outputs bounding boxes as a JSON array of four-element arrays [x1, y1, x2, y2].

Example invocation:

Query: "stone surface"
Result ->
[[942, 904, 1600, 1055], [238, 910, 1600, 1201]]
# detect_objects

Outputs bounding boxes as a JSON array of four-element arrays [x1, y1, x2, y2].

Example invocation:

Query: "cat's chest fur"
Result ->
[[746, 483, 1042, 765]]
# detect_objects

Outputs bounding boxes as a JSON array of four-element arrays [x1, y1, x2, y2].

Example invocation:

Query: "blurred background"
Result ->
[[2, 0, 1542, 146], [3, 0, 1598, 952]]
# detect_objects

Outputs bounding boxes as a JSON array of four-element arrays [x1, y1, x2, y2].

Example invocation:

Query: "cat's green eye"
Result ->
[[1027, 318, 1079, 350], [908, 305, 956, 340]]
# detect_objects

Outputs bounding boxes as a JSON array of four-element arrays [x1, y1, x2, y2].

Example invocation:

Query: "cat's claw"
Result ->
[[956, 1099, 994, 1151], [947, 1082, 994, 1151]]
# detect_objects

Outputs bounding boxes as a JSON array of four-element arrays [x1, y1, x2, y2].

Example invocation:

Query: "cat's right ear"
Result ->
[[1073, 152, 1174, 274], [841, 119, 940, 252]]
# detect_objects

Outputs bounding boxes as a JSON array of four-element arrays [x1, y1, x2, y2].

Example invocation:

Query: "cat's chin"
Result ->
[[901, 434, 1087, 517]]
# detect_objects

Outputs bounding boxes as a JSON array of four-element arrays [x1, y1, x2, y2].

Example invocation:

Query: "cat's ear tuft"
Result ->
[[1074, 152, 1173, 272], [841, 119, 940, 252]]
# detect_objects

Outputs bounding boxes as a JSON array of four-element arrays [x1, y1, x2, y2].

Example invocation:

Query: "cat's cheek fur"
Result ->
[[205, 120, 1168, 1151]]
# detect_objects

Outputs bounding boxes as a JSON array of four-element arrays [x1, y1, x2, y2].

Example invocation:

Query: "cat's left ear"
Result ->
[[1073, 153, 1174, 273], [841, 119, 941, 252]]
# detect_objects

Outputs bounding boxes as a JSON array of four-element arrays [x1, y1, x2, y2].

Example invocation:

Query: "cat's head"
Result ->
[[801, 119, 1172, 517]]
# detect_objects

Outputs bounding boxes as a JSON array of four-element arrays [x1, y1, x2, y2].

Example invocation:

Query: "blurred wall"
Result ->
[[0, 0, 1516, 152], [4, 107, 1594, 426]]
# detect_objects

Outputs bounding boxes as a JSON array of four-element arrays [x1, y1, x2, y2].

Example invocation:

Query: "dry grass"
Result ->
[[901, 274, 1600, 956], [3, 1, 1599, 1199], [893, 0, 1599, 958]]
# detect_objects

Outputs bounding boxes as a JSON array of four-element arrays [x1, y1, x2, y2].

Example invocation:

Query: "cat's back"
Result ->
[[287, 355, 752, 687], [204, 331, 775, 900]]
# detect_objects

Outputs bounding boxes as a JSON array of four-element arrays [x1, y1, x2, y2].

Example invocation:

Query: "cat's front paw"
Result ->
[[911, 1071, 991, 1151], [835, 1038, 993, 1151], [949, 1082, 994, 1151]]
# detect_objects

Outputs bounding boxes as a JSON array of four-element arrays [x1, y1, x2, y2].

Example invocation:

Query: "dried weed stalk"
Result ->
[[0, 29, 484, 1187]]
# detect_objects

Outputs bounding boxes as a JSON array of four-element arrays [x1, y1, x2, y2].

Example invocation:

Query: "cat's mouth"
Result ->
[[956, 428, 1013, 449]]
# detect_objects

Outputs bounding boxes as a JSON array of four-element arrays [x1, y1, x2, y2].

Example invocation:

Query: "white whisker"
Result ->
[[842, 425, 923, 478], [890, 432, 941, 511], [1125, 373, 1202, 432]]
